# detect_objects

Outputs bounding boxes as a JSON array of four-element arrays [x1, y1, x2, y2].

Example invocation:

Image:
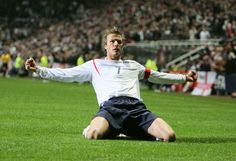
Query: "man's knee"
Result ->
[[84, 116, 109, 140], [148, 118, 176, 142], [86, 128, 104, 140], [164, 132, 176, 142]]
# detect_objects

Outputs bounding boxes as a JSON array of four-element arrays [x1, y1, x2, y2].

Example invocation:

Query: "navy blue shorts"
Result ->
[[94, 96, 158, 140]]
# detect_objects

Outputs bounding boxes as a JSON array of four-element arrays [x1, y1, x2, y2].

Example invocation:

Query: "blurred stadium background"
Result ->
[[0, 0, 236, 97]]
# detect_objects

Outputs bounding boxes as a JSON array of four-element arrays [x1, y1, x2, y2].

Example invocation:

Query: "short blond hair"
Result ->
[[103, 26, 126, 46]]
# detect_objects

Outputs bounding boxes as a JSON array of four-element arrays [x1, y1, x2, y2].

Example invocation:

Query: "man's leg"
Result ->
[[147, 118, 176, 142], [85, 116, 110, 140]]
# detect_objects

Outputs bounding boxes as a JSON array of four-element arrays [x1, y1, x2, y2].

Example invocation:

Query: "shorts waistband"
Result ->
[[108, 96, 139, 101]]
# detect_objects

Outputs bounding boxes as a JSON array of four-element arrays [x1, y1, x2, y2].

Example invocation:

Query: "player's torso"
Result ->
[[90, 59, 142, 102]]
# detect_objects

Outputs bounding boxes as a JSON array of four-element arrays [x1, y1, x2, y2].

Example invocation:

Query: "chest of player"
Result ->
[[95, 65, 139, 80]]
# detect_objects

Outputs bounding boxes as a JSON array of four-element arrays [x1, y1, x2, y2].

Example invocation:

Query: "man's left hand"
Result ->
[[185, 71, 198, 82]]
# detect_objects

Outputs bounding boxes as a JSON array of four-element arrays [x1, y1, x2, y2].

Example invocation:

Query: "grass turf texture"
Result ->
[[0, 77, 235, 161]]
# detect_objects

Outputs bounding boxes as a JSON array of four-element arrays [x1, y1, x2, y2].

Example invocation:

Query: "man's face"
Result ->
[[104, 34, 124, 60]]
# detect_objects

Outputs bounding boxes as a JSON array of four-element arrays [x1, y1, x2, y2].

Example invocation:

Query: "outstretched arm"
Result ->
[[147, 70, 198, 84], [25, 58, 92, 83], [137, 61, 197, 84]]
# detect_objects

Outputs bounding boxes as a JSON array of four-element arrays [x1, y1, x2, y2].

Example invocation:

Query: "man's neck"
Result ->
[[105, 57, 121, 61]]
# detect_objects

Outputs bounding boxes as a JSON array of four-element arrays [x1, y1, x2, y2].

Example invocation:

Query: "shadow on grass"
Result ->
[[177, 137, 236, 144], [104, 136, 236, 143], [104, 135, 156, 142]]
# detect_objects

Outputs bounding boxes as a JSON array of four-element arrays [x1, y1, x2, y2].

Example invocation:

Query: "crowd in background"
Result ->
[[1, 0, 236, 59], [0, 0, 236, 96]]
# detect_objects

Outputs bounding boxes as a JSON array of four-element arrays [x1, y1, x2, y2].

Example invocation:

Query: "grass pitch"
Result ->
[[0, 77, 236, 161]]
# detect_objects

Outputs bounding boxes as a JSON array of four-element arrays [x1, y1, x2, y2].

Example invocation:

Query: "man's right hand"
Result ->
[[25, 58, 37, 72]]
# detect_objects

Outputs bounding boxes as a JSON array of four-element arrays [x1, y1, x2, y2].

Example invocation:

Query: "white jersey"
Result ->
[[36, 59, 186, 105]]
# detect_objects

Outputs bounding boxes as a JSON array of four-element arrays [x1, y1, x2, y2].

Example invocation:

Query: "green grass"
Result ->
[[0, 77, 236, 161]]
